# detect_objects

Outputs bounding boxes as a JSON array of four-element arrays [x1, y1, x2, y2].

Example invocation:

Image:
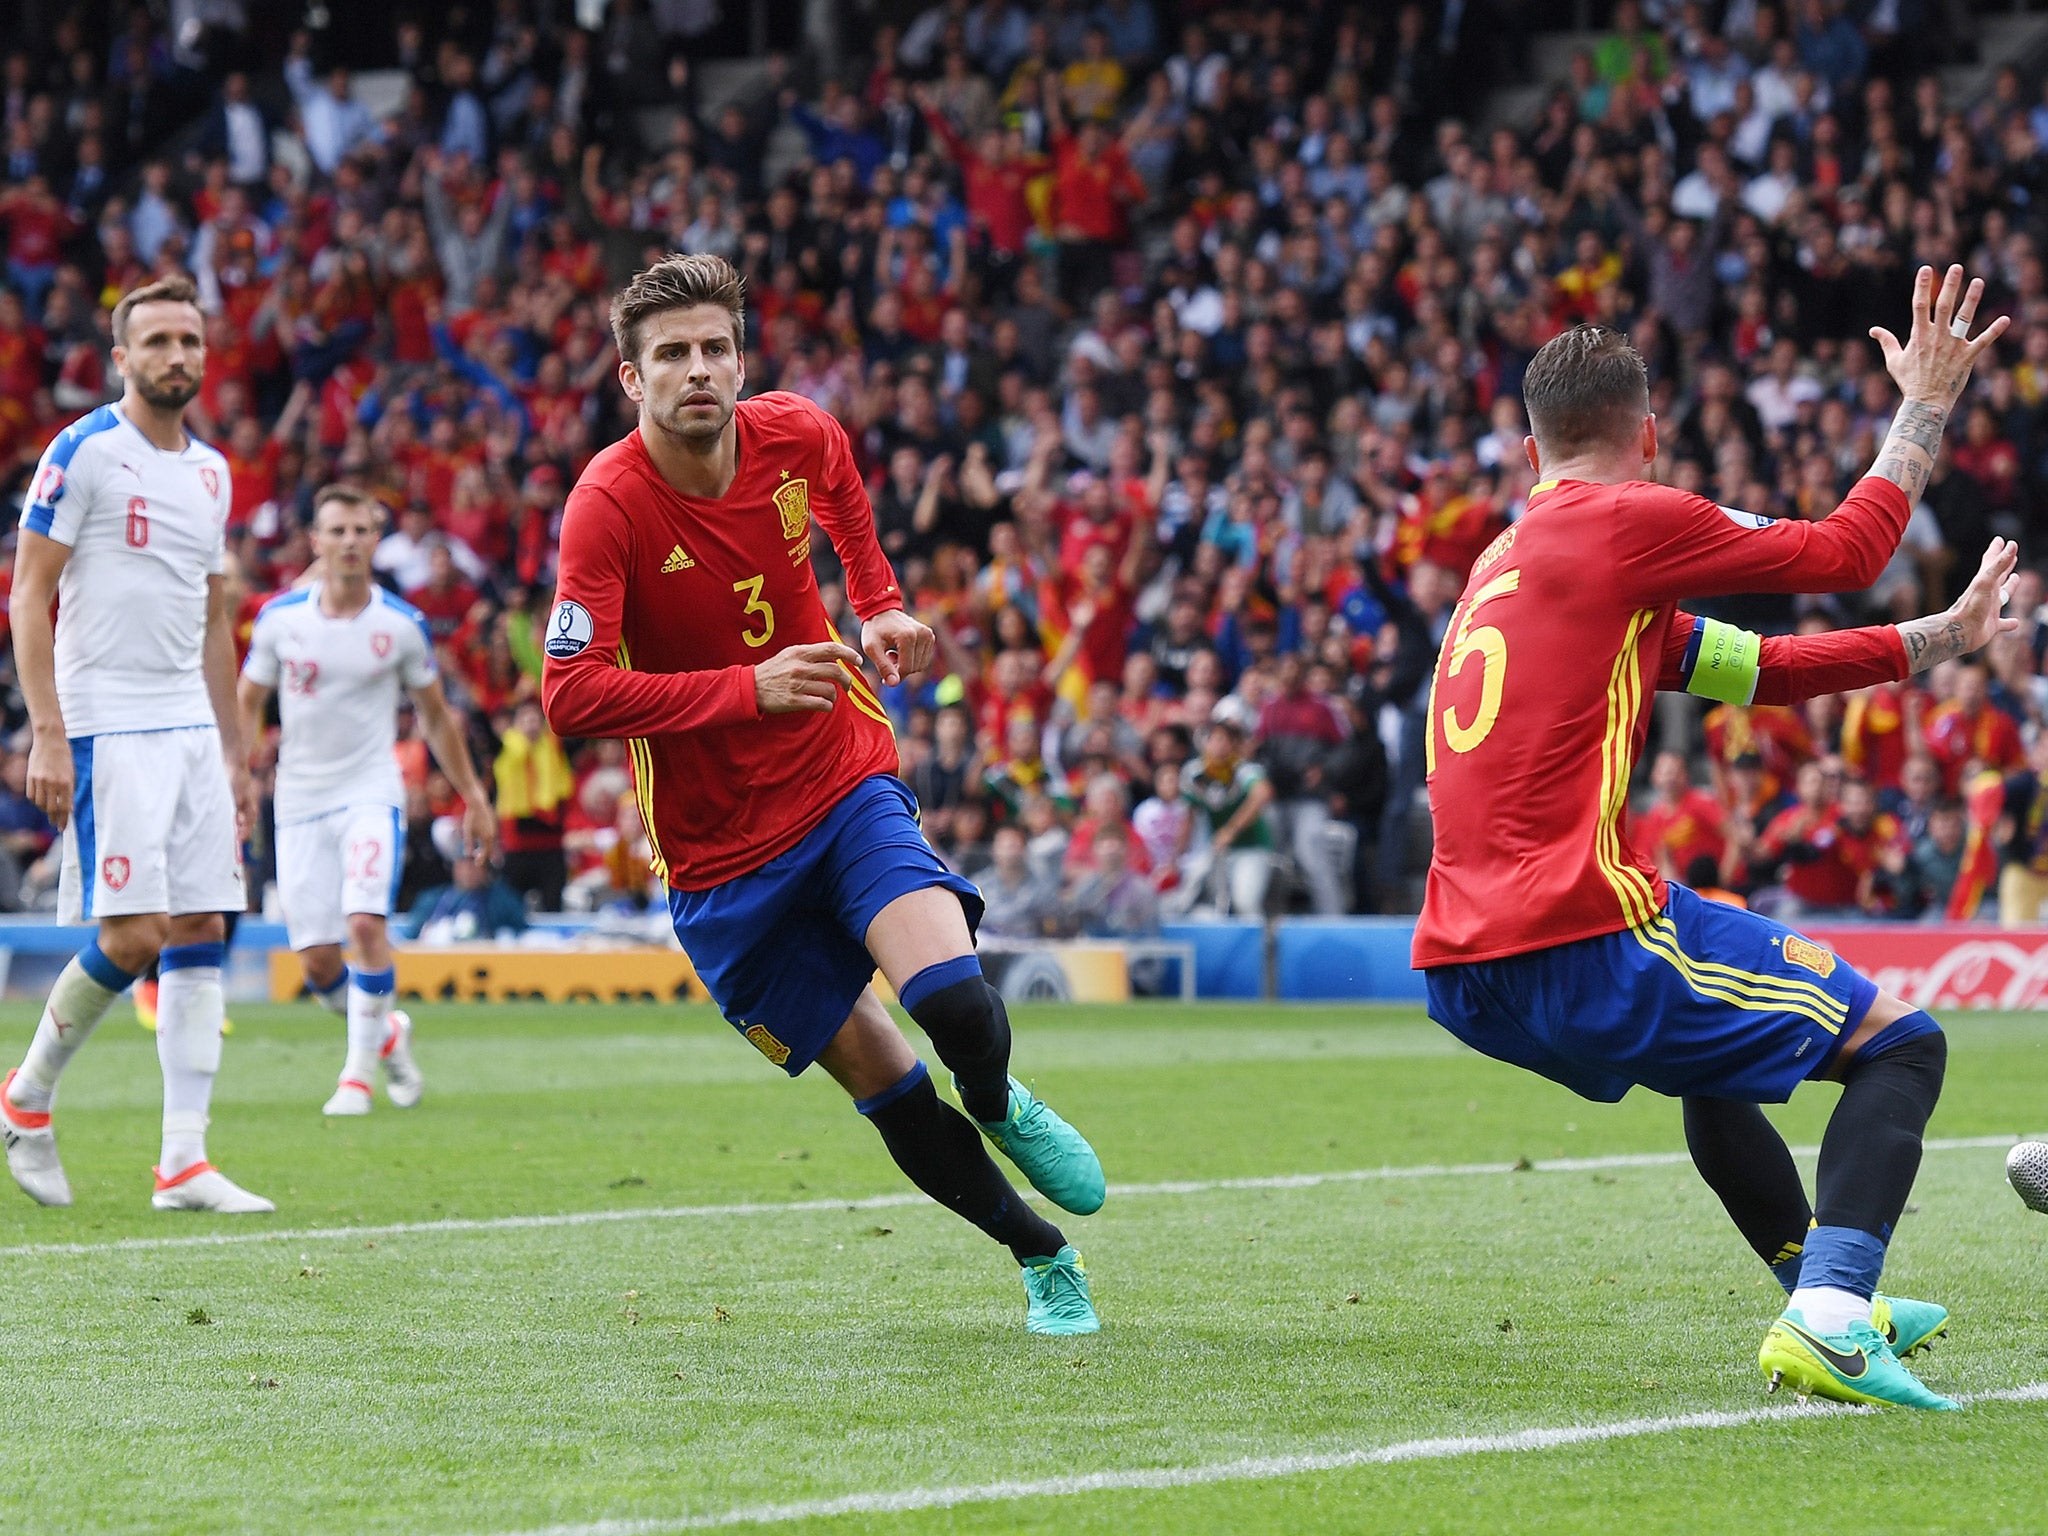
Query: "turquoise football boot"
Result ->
[[1871, 1294, 1949, 1358], [1022, 1246, 1100, 1335], [965, 1075, 1106, 1215], [1760, 1310, 1959, 1410]]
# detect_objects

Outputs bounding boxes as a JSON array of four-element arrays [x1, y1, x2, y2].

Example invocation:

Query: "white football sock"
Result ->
[[9, 945, 134, 1113], [311, 970, 349, 1015], [343, 967, 395, 1086], [1789, 1284, 1873, 1335], [156, 944, 226, 1177]]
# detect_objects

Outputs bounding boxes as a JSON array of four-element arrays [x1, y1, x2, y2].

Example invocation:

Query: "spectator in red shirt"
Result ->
[[1634, 750, 1731, 883], [1256, 652, 1351, 914], [918, 86, 1045, 299], [1922, 660, 2025, 793], [1840, 680, 1918, 793], [1951, 402, 2021, 513], [1044, 535, 1146, 694], [1757, 767, 1901, 918], [0, 176, 79, 318], [1063, 773, 1152, 880], [1044, 80, 1146, 307], [409, 542, 483, 641]]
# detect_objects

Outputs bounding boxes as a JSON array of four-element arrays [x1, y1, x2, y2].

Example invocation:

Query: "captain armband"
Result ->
[[1678, 617, 1761, 705]]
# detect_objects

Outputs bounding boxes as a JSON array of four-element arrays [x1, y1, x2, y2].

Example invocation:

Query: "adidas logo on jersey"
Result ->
[[661, 545, 696, 573]]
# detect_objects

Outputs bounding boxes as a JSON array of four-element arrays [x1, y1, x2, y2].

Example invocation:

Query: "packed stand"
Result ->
[[5, 0, 2048, 937]]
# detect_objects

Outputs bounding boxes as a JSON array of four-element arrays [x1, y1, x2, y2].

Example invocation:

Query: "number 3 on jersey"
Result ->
[[733, 574, 775, 648], [1425, 567, 1520, 775]]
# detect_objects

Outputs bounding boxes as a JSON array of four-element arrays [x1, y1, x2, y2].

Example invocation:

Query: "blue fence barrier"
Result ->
[[1274, 919, 1431, 1001]]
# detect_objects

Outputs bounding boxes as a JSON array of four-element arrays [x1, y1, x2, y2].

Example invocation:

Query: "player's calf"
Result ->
[[1790, 1020, 1945, 1337], [1684, 1076, 1950, 1358], [300, 945, 350, 1015], [1682, 1097, 1814, 1293], [857, 1059, 1097, 1331], [898, 958, 1106, 1216], [152, 937, 270, 1214], [1751, 1014, 1950, 1404], [328, 963, 397, 1114], [857, 1061, 1068, 1261], [851, 1073, 1097, 1335], [2, 940, 139, 1207]]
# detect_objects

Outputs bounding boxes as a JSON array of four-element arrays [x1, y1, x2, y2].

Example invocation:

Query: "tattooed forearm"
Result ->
[[1866, 400, 1951, 502], [1896, 612, 1970, 674]]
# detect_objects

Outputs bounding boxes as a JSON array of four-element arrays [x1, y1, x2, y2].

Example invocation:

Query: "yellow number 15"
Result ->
[[1426, 567, 1520, 774]]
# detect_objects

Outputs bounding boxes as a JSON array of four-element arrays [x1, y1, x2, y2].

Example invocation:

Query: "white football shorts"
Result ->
[[275, 802, 405, 951], [59, 725, 246, 922]]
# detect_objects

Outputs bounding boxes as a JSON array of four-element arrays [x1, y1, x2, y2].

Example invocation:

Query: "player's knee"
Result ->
[[899, 958, 1007, 1058], [97, 913, 170, 973], [166, 912, 225, 947], [1850, 1009, 1945, 1084], [347, 911, 391, 963]]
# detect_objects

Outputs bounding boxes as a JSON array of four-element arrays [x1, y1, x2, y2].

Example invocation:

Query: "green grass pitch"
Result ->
[[3, 999, 2048, 1534]]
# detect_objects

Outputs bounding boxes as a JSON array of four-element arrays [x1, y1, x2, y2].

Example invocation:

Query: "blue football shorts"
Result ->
[[1424, 882, 1879, 1103], [668, 774, 984, 1076]]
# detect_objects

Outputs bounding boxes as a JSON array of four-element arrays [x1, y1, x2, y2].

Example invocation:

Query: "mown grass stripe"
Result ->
[[0, 1135, 2020, 1260]]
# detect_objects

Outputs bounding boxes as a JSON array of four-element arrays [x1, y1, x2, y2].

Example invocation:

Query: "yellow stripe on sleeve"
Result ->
[[1595, 609, 1661, 929], [612, 638, 670, 882]]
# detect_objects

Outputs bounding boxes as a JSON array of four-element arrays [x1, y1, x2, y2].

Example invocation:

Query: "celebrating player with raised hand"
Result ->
[[0, 275, 269, 1214], [239, 486, 497, 1117], [1416, 264, 2012, 1409], [543, 254, 1105, 1335]]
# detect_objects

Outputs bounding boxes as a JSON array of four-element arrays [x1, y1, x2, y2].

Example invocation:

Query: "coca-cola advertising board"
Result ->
[[1803, 926, 2048, 1010]]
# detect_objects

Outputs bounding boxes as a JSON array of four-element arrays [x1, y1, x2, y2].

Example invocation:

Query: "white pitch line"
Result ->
[[0, 1134, 2021, 1261], [485, 1383, 2048, 1536]]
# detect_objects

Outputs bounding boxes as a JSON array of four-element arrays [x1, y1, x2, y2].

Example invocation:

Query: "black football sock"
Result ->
[[1813, 1029, 1945, 1245], [900, 958, 1013, 1124], [858, 1062, 1066, 1264], [1789, 1027, 1947, 1320], [1682, 1097, 1813, 1293]]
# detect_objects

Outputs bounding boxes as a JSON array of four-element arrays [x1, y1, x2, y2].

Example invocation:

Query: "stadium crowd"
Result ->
[[10, 0, 2048, 939]]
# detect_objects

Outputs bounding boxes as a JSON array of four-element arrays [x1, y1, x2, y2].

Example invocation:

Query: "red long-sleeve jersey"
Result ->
[[1413, 475, 1913, 967], [541, 392, 902, 890]]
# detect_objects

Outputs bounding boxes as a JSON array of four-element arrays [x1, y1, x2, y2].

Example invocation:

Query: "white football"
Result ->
[[2006, 1141, 2048, 1214]]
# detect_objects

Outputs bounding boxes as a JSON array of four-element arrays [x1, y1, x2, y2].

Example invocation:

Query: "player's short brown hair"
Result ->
[[1520, 325, 1650, 458], [609, 253, 746, 365], [311, 483, 387, 528], [111, 274, 201, 347]]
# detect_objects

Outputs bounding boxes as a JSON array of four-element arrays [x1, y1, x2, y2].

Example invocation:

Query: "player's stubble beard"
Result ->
[[134, 366, 201, 413], [650, 388, 732, 452]]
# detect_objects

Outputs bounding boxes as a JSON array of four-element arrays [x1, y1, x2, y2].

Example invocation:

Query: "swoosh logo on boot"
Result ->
[[1782, 1321, 1868, 1379]]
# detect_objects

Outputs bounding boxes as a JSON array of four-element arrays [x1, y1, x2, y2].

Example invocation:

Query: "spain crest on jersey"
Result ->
[[773, 476, 810, 541], [1782, 935, 1837, 978]]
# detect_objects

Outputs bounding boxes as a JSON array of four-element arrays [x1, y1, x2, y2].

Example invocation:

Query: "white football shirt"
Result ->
[[23, 404, 230, 738], [242, 584, 437, 825]]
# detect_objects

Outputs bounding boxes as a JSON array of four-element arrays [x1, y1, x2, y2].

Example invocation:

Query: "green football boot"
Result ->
[[1022, 1246, 1100, 1335], [1759, 1310, 1959, 1411], [965, 1075, 1106, 1215], [1871, 1294, 1949, 1358]]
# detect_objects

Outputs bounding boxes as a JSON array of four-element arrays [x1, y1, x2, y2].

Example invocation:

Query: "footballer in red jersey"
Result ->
[[1417, 267, 2013, 1408], [542, 256, 1102, 1334]]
